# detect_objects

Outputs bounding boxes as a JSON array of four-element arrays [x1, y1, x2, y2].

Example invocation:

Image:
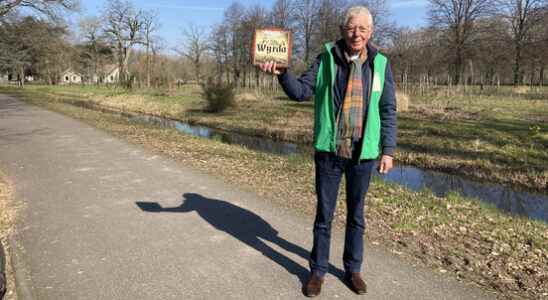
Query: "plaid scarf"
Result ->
[[336, 49, 367, 159]]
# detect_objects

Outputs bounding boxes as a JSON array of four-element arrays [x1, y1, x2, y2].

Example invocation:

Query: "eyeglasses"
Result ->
[[343, 26, 371, 34]]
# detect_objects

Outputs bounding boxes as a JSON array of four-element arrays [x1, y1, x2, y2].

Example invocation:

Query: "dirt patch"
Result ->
[[236, 92, 259, 102], [396, 91, 410, 112], [409, 104, 481, 121], [528, 113, 548, 123]]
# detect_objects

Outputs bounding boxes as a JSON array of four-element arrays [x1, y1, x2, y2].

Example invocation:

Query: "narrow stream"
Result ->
[[379, 166, 547, 222], [70, 101, 548, 222]]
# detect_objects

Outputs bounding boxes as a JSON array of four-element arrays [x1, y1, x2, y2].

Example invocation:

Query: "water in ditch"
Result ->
[[68, 101, 547, 222], [126, 112, 547, 222]]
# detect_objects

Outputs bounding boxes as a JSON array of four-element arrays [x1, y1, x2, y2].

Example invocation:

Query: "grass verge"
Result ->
[[0, 169, 17, 300], [2, 84, 546, 192], [3, 88, 547, 299]]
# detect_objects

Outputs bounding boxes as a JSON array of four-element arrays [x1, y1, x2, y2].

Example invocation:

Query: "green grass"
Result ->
[[2, 83, 547, 192], [398, 89, 548, 191]]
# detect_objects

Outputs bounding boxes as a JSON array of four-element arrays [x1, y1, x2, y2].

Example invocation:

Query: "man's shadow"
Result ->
[[136, 193, 344, 287]]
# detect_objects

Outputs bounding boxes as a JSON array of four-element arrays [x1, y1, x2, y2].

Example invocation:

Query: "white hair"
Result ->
[[342, 6, 374, 28]]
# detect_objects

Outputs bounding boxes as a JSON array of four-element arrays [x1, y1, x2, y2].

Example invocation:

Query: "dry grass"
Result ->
[[74, 94, 187, 117], [396, 90, 410, 112], [236, 91, 259, 102], [0, 172, 15, 238], [4, 84, 548, 192], [512, 86, 531, 95], [0, 170, 17, 300]]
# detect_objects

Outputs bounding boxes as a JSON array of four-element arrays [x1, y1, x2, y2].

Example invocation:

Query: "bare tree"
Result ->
[[388, 27, 421, 91], [496, 0, 547, 84], [295, 0, 319, 65], [428, 0, 494, 84], [179, 23, 209, 84], [470, 17, 511, 86], [102, 0, 144, 87], [142, 10, 160, 88], [242, 5, 269, 88], [210, 23, 230, 82], [223, 2, 246, 86], [79, 16, 111, 83], [0, 0, 78, 18], [271, 0, 296, 28], [539, 9, 548, 85], [315, 0, 347, 44]]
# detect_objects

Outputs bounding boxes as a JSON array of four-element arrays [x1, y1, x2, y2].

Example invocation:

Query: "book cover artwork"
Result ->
[[252, 29, 292, 68]]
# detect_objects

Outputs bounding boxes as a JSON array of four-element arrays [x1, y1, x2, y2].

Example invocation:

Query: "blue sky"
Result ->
[[75, 0, 429, 51]]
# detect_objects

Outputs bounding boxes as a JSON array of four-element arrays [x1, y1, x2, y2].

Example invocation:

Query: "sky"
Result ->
[[74, 0, 429, 52]]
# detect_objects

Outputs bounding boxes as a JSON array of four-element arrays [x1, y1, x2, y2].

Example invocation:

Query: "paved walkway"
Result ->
[[0, 95, 494, 299]]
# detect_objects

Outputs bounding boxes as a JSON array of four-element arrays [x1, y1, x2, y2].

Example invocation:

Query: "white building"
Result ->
[[0, 73, 8, 83], [90, 65, 120, 84], [61, 70, 82, 84], [103, 65, 120, 84]]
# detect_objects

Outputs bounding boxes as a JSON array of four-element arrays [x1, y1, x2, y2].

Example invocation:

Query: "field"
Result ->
[[1, 84, 547, 298], [6, 83, 547, 192]]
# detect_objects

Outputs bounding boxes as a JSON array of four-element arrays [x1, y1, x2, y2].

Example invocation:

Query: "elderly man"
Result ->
[[259, 5, 396, 297]]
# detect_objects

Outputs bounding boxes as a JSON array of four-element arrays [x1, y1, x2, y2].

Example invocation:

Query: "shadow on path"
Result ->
[[136, 193, 345, 287]]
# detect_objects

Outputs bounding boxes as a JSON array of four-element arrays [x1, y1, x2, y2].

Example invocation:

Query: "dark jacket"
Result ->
[[277, 39, 397, 157]]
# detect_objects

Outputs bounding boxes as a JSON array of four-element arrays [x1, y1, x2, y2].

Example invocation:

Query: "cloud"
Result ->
[[391, 0, 429, 8], [142, 4, 225, 11]]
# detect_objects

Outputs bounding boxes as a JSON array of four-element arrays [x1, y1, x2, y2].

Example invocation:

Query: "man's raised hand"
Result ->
[[258, 61, 284, 75]]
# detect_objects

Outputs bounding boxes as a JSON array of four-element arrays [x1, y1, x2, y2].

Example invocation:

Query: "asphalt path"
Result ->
[[0, 95, 494, 299]]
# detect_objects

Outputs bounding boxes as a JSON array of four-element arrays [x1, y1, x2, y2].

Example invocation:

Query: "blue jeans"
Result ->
[[310, 151, 375, 277]]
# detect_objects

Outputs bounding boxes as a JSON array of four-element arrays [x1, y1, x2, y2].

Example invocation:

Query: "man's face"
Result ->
[[341, 14, 373, 54]]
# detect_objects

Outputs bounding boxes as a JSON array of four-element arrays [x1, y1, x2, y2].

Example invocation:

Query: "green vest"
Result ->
[[313, 42, 388, 160]]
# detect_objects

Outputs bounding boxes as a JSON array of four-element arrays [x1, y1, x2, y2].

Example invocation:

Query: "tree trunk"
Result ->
[[117, 53, 125, 87], [19, 67, 24, 87], [454, 45, 463, 85], [529, 62, 535, 87], [122, 47, 133, 88], [146, 43, 151, 88], [513, 43, 522, 86], [469, 59, 474, 86]]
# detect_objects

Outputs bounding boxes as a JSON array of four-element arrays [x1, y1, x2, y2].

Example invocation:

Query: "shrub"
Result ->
[[201, 78, 236, 113]]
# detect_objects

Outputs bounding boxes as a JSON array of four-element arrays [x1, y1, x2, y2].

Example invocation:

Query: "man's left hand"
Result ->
[[378, 155, 393, 174]]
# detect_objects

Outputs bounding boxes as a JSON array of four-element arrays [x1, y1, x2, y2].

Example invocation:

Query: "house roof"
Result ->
[[99, 64, 119, 75], [61, 69, 82, 77]]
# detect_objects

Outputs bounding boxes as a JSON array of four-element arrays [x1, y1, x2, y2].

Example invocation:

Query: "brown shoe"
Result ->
[[304, 274, 324, 297], [345, 272, 367, 294]]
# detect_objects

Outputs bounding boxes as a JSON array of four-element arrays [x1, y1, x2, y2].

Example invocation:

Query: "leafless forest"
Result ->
[[1, 0, 547, 92]]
